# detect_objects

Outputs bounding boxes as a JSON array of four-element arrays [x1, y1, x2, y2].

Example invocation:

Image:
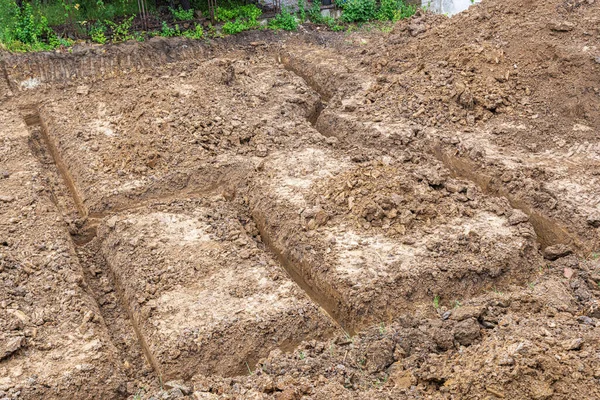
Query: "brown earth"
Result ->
[[1, 0, 600, 398]]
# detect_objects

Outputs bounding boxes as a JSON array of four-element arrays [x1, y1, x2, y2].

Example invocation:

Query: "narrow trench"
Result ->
[[432, 147, 586, 253], [252, 211, 354, 336], [23, 107, 159, 387]]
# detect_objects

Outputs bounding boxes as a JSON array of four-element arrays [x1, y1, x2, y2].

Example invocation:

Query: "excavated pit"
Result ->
[[3, 22, 599, 397]]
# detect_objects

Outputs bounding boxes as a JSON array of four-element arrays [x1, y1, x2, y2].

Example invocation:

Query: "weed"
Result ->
[[297, 0, 306, 22], [528, 282, 536, 290], [182, 24, 204, 39], [89, 21, 107, 44], [378, 322, 386, 335], [268, 7, 298, 31], [453, 300, 462, 309], [245, 361, 253, 375], [433, 295, 440, 309], [106, 15, 134, 42], [299, 350, 306, 360], [308, 0, 324, 23], [170, 6, 194, 21], [159, 21, 180, 37]]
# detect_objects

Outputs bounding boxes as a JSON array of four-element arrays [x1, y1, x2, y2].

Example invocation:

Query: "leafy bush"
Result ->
[[297, 0, 306, 22], [89, 21, 107, 44], [307, 0, 324, 23], [106, 15, 135, 42], [170, 6, 194, 21], [268, 7, 298, 31], [376, 0, 416, 21], [216, 4, 261, 35], [340, 0, 377, 23], [215, 4, 261, 22], [159, 21, 180, 37], [0, 0, 63, 51]]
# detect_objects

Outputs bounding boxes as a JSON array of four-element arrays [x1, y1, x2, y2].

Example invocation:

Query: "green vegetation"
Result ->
[[170, 5, 194, 20], [340, 0, 416, 23], [0, 0, 418, 52], [433, 295, 440, 309], [268, 7, 298, 31], [217, 3, 261, 34]]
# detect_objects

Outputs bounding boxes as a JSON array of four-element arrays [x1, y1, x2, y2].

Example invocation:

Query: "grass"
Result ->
[[433, 295, 440, 309]]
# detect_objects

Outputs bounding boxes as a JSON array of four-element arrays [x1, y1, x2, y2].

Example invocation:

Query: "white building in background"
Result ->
[[422, 0, 481, 15]]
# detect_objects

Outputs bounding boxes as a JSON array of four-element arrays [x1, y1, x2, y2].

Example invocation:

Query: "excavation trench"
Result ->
[[22, 108, 160, 383], [22, 103, 348, 380], [252, 210, 354, 336], [433, 146, 587, 253]]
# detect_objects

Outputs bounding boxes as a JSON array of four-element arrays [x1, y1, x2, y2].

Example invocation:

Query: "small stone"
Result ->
[[577, 316, 595, 326], [0, 195, 15, 203], [548, 21, 575, 32], [164, 381, 192, 395], [543, 244, 573, 260], [449, 306, 484, 321], [587, 212, 600, 228], [564, 267, 574, 279], [453, 318, 481, 346], [562, 338, 583, 351], [0, 337, 24, 360], [76, 85, 89, 95], [508, 210, 528, 225]]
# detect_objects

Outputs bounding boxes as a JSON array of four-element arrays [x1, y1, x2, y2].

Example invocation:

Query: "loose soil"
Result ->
[[1, 0, 600, 398]]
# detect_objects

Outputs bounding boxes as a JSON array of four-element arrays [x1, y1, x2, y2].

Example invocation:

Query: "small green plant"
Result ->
[[268, 7, 298, 31], [308, 0, 324, 23], [106, 15, 134, 42], [245, 361, 253, 375], [299, 350, 305, 360], [453, 300, 462, 309], [433, 295, 440, 309], [89, 21, 107, 44], [378, 322, 386, 335], [297, 0, 307, 22], [183, 24, 204, 39], [159, 21, 180, 37], [170, 6, 194, 21]]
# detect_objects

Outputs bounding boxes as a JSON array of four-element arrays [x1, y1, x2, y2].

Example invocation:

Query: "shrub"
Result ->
[[170, 6, 194, 21], [307, 0, 324, 23], [340, 0, 377, 23], [268, 7, 298, 31], [377, 0, 416, 21], [106, 15, 135, 42]]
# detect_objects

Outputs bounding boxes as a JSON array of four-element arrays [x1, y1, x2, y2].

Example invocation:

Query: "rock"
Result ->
[[0, 195, 15, 203], [562, 338, 583, 351], [548, 21, 575, 32], [193, 393, 219, 400], [508, 210, 529, 225], [577, 316, 595, 326], [587, 211, 600, 228], [543, 244, 573, 260], [595, 56, 600, 65], [164, 381, 192, 395], [453, 318, 481, 346], [0, 337, 25, 360], [76, 85, 89, 95], [449, 305, 484, 321]]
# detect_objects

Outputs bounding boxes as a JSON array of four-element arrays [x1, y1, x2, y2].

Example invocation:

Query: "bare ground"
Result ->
[[1, 0, 600, 398]]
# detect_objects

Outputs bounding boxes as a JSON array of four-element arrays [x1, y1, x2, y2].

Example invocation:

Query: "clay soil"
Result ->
[[1, 0, 600, 398]]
